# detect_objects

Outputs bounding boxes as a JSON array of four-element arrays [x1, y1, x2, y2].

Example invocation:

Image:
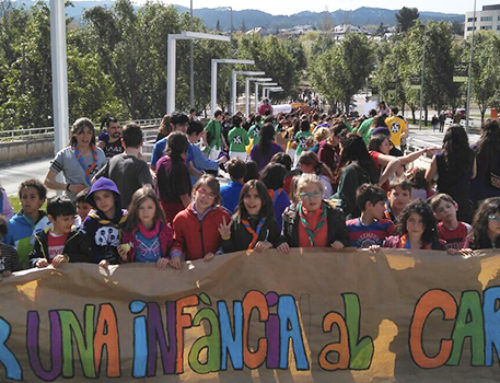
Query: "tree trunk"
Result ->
[[424, 105, 428, 127], [411, 105, 416, 124], [480, 106, 486, 128]]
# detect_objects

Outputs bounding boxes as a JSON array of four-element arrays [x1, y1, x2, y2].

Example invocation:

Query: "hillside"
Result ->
[[10, 1, 464, 30]]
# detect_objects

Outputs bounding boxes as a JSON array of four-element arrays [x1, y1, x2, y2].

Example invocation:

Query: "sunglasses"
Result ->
[[299, 191, 322, 200], [488, 215, 500, 222]]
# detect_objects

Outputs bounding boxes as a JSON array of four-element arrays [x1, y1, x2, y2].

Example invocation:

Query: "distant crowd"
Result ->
[[0, 100, 499, 276]]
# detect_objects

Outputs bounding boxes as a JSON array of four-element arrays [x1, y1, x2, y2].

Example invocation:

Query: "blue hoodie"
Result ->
[[3, 210, 51, 269], [82, 177, 127, 264]]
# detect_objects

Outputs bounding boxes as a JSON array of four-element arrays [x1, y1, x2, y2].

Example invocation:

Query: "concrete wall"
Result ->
[[0, 139, 54, 165]]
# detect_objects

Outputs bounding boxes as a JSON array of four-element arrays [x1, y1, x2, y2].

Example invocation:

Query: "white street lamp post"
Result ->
[[210, 59, 255, 114], [245, 77, 272, 116], [231, 70, 265, 114], [167, 31, 230, 114]]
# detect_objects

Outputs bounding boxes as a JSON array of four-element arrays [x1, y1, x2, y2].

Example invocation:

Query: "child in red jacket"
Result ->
[[169, 175, 231, 268]]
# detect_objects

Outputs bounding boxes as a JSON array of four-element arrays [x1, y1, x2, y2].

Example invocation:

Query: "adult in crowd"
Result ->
[[155, 114, 171, 142], [471, 119, 500, 204], [205, 110, 227, 161], [425, 125, 476, 223], [258, 98, 273, 116], [250, 123, 283, 172], [94, 123, 153, 208], [150, 112, 189, 170], [44, 117, 106, 201], [385, 107, 408, 151], [97, 116, 124, 158], [332, 134, 378, 219]]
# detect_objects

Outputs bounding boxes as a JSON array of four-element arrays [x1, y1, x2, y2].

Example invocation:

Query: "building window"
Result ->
[[498, 15, 500, 21], [467, 26, 476, 31], [467, 17, 477, 22], [480, 25, 492, 30], [480, 16, 492, 21], [497, 25, 500, 30]]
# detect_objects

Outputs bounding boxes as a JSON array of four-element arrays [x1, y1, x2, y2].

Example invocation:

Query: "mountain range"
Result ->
[[10, 1, 464, 30]]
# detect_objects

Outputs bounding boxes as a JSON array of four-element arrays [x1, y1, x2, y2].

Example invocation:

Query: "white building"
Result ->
[[332, 24, 371, 40], [464, 4, 500, 38]]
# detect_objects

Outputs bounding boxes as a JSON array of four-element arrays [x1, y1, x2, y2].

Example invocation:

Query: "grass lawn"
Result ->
[[7, 196, 47, 213]]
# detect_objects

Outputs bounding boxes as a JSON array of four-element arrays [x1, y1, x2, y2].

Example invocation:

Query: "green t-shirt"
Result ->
[[228, 127, 250, 152], [248, 124, 262, 145], [357, 117, 374, 146], [294, 131, 312, 157], [205, 119, 223, 149]]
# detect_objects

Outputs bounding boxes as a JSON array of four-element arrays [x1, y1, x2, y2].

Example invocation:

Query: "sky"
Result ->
[[127, 0, 499, 16]]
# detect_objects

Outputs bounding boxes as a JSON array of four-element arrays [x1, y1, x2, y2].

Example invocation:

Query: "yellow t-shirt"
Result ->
[[385, 116, 407, 148]]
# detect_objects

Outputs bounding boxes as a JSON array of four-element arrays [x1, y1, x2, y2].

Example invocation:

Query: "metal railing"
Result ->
[[0, 118, 162, 142]]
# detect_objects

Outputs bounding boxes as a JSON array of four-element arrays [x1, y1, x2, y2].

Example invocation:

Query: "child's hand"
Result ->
[[156, 258, 169, 269], [277, 242, 290, 254], [254, 241, 272, 252], [52, 254, 68, 268], [2, 270, 12, 278], [368, 245, 381, 253], [117, 244, 130, 262], [457, 248, 477, 257], [218, 217, 231, 240], [330, 241, 344, 251], [36, 259, 49, 268], [169, 257, 182, 270], [99, 259, 109, 268], [203, 252, 215, 262]]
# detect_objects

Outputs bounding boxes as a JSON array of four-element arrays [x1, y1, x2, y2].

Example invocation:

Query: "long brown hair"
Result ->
[[70, 117, 96, 147], [234, 180, 274, 222], [125, 185, 165, 232], [298, 151, 334, 184]]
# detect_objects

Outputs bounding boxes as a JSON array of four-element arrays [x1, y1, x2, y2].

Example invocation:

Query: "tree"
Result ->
[[468, 32, 500, 125], [396, 7, 419, 32], [376, 22, 386, 36], [319, 10, 334, 31], [240, 18, 247, 33], [311, 33, 374, 112], [215, 19, 221, 31], [451, 20, 464, 36]]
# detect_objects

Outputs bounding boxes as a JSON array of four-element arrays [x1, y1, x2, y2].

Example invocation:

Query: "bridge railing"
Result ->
[[0, 118, 162, 142]]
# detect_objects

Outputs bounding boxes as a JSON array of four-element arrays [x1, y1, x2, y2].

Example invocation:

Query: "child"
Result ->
[[156, 132, 192, 223], [385, 179, 413, 223], [227, 115, 250, 161], [220, 180, 289, 254], [297, 151, 333, 198], [346, 184, 395, 248], [0, 215, 20, 276], [3, 179, 51, 269], [248, 115, 263, 146], [408, 168, 433, 201], [430, 193, 471, 251], [270, 152, 300, 195], [205, 110, 227, 161], [244, 161, 259, 183], [220, 158, 246, 214], [282, 174, 348, 249], [170, 175, 231, 268], [466, 197, 500, 249], [118, 185, 172, 268], [82, 177, 127, 267], [29, 196, 92, 268], [74, 188, 91, 228], [293, 119, 313, 167], [382, 199, 444, 250], [260, 163, 291, 232]]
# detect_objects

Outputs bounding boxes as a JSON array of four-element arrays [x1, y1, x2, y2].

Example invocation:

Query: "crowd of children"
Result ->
[[0, 107, 499, 275]]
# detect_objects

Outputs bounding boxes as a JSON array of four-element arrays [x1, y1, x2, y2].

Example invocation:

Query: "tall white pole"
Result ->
[[50, 0, 69, 154], [166, 34, 177, 114], [255, 82, 259, 113], [210, 60, 218, 114], [245, 77, 251, 117], [231, 70, 237, 114], [465, 0, 477, 132], [189, 0, 194, 108]]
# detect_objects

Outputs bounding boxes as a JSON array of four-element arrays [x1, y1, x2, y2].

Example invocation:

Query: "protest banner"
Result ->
[[0, 248, 499, 382]]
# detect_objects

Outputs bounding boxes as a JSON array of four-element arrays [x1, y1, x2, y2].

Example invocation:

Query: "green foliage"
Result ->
[[311, 33, 374, 112], [396, 7, 419, 33]]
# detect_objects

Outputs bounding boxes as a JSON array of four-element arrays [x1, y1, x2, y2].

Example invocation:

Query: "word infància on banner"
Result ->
[[1, 288, 500, 381]]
